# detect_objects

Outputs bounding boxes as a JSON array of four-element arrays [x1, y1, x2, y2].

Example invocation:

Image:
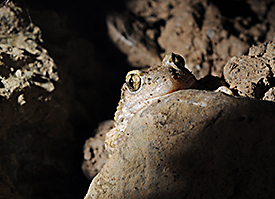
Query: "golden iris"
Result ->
[[126, 73, 141, 92]]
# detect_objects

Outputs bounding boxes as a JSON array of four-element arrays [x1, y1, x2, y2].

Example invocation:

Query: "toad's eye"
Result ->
[[171, 53, 185, 70], [163, 52, 186, 71], [126, 73, 142, 92]]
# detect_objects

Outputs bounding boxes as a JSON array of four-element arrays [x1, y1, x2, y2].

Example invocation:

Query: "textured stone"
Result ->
[[85, 90, 275, 198], [82, 120, 113, 180], [0, 2, 76, 198], [106, 0, 275, 79], [0, 2, 59, 100], [263, 87, 275, 101], [224, 41, 275, 99]]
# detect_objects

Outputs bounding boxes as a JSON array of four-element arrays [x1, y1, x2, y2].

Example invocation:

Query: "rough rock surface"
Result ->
[[85, 90, 275, 199], [224, 41, 275, 99], [263, 87, 275, 101], [82, 120, 113, 180], [0, 2, 59, 99], [106, 0, 275, 79], [0, 2, 77, 198]]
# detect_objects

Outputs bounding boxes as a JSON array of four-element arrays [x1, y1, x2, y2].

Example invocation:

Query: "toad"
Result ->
[[105, 52, 231, 155]]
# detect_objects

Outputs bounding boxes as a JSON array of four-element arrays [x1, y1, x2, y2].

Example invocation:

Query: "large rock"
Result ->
[[0, 2, 77, 198], [85, 90, 275, 198], [106, 0, 275, 78]]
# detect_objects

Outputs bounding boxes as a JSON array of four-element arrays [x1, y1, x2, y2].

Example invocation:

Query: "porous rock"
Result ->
[[106, 0, 275, 79], [0, 2, 76, 198], [82, 120, 113, 180], [224, 41, 275, 99], [0, 2, 58, 100], [85, 90, 275, 199], [263, 87, 275, 101]]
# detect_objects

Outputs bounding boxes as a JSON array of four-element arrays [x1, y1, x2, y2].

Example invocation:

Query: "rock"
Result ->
[[0, 2, 77, 198], [82, 120, 113, 180], [263, 87, 275, 101], [105, 0, 275, 79], [223, 41, 275, 99], [0, 2, 59, 100], [85, 90, 275, 198], [106, 15, 161, 67]]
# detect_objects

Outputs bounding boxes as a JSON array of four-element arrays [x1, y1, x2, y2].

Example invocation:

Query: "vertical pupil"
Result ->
[[172, 54, 185, 69], [126, 73, 141, 92], [174, 57, 179, 66], [130, 75, 134, 88]]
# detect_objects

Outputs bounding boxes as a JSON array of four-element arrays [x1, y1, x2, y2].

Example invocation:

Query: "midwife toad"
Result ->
[[105, 53, 233, 155], [105, 52, 197, 155]]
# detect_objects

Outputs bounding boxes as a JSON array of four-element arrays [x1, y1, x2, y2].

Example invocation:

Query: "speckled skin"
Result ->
[[105, 53, 197, 155]]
